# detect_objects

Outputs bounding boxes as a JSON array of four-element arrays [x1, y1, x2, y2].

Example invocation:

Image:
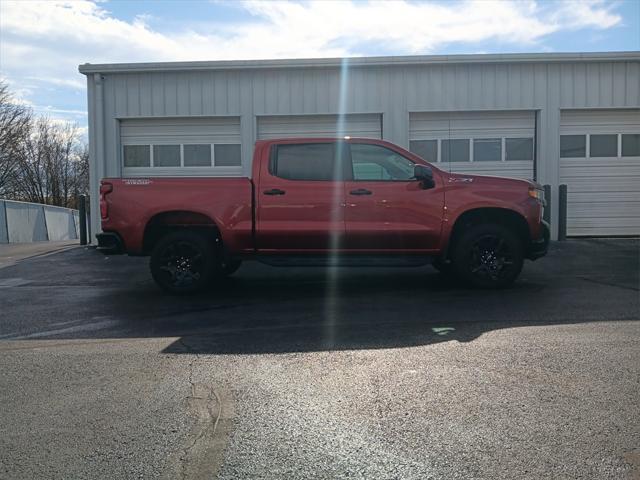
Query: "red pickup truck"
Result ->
[[97, 138, 549, 293]]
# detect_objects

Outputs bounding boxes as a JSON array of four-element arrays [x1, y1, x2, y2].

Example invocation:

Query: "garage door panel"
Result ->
[[560, 159, 640, 178], [121, 118, 241, 141], [560, 110, 640, 131], [570, 227, 640, 236], [446, 161, 533, 179], [560, 109, 640, 236], [569, 192, 640, 203], [568, 217, 640, 237], [411, 125, 532, 139], [409, 110, 535, 181], [565, 178, 640, 192], [119, 116, 242, 177], [410, 111, 533, 136], [561, 169, 640, 181], [258, 114, 381, 140], [121, 129, 240, 141], [566, 202, 640, 218]]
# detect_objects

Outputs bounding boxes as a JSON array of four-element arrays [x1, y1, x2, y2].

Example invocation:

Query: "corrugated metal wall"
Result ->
[[85, 55, 640, 240], [257, 114, 382, 139]]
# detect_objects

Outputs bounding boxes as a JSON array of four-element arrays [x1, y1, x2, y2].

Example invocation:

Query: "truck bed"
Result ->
[[100, 177, 254, 255]]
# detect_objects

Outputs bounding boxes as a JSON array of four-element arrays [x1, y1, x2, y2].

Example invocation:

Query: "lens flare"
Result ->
[[323, 58, 350, 350]]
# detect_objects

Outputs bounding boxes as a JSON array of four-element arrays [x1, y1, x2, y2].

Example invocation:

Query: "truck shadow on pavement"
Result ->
[[0, 238, 638, 355]]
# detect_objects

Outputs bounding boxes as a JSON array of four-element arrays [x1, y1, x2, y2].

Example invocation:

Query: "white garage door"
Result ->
[[409, 111, 535, 180], [560, 109, 640, 236], [257, 114, 382, 140], [120, 116, 242, 177]]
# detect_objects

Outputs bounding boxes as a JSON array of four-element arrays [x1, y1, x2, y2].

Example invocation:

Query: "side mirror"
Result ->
[[414, 164, 435, 189]]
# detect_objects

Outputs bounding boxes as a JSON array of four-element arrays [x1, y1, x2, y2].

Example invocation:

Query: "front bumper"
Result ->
[[527, 220, 550, 260], [96, 232, 125, 255]]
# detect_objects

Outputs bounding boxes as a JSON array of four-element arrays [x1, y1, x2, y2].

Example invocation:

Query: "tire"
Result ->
[[150, 231, 216, 294], [220, 259, 242, 277], [451, 223, 524, 289]]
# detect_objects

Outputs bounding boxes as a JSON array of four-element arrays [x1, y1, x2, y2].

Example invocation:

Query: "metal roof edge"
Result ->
[[78, 51, 640, 75]]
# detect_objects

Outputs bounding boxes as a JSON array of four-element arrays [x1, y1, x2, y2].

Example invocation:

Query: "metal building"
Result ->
[[79, 52, 640, 240]]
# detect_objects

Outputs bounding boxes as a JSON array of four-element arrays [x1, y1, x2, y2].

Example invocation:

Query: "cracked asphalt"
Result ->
[[0, 238, 639, 479]]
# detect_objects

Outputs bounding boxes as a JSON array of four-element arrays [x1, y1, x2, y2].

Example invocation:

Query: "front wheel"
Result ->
[[150, 231, 216, 294], [451, 224, 524, 289]]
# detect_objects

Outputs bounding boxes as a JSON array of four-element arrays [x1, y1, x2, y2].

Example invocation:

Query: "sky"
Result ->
[[0, 0, 638, 135]]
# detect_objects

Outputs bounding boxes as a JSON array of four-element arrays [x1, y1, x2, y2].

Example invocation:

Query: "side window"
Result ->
[[350, 144, 415, 181], [273, 143, 336, 181]]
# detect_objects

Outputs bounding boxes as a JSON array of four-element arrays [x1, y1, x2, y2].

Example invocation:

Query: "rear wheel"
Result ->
[[451, 224, 524, 289], [150, 231, 216, 294]]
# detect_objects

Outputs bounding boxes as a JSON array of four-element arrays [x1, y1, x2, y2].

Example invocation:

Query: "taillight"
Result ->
[[100, 182, 113, 219]]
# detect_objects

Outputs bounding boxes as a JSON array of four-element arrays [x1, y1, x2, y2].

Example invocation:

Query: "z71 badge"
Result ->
[[123, 179, 152, 185]]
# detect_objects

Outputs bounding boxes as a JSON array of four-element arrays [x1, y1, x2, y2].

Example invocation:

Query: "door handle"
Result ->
[[263, 188, 286, 195], [349, 188, 372, 196]]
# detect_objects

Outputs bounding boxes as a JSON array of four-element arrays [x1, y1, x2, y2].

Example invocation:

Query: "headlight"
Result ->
[[528, 187, 546, 205]]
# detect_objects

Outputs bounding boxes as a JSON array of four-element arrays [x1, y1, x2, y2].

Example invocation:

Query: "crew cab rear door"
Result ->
[[343, 142, 444, 252], [256, 141, 347, 252]]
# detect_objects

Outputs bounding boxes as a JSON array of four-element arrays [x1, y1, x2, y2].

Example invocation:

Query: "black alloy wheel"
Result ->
[[150, 231, 215, 294], [452, 224, 524, 288]]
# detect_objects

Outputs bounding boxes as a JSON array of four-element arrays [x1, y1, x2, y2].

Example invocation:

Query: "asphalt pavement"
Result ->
[[0, 238, 638, 479]]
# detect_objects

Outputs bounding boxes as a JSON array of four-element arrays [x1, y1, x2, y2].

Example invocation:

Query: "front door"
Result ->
[[343, 142, 444, 252], [256, 141, 346, 252]]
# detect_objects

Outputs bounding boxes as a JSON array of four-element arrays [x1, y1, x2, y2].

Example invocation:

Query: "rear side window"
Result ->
[[272, 143, 336, 181]]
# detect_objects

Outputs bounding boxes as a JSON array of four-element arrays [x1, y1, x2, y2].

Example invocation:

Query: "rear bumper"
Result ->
[[96, 232, 124, 255], [527, 220, 550, 260]]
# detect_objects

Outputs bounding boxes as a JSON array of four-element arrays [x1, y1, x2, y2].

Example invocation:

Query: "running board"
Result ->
[[256, 255, 433, 268]]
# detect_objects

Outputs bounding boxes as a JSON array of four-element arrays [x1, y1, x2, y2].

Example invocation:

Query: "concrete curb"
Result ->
[[0, 242, 81, 270]]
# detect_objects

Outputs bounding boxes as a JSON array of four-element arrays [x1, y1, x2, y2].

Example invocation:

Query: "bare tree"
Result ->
[[13, 118, 89, 207], [0, 80, 32, 197], [1, 81, 89, 207]]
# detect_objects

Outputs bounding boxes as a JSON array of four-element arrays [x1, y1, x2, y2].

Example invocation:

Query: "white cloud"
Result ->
[[0, 0, 624, 118], [34, 106, 88, 117], [26, 77, 86, 90]]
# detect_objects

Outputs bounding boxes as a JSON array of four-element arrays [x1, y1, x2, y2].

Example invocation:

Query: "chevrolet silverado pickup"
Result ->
[[97, 138, 549, 293]]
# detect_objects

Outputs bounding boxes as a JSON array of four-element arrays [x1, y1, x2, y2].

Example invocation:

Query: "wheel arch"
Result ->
[[142, 210, 222, 254], [444, 207, 530, 259]]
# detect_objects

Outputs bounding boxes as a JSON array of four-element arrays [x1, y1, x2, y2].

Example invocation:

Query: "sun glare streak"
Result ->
[[323, 58, 350, 350]]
